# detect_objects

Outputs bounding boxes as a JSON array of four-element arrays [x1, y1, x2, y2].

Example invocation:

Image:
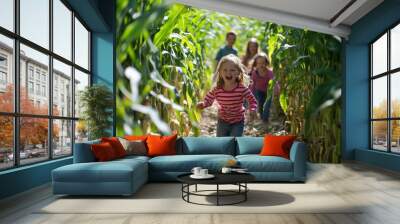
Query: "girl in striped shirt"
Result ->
[[197, 54, 258, 136]]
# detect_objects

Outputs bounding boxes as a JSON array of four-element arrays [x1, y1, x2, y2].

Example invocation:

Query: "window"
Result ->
[[0, 34, 13, 113], [74, 69, 89, 118], [28, 67, 34, 80], [42, 85, 46, 97], [0, 71, 6, 85], [53, 119, 72, 158], [0, 116, 13, 170], [53, 59, 72, 117], [35, 70, 41, 81], [0, 0, 14, 32], [53, 0, 72, 60], [28, 81, 34, 94], [74, 69, 89, 142], [54, 89, 58, 103], [36, 83, 40, 95], [20, 0, 49, 49], [371, 23, 400, 154], [75, 17, 89, 70], [0, 0, 91, 170], [20, 117, 48, 165], [0, 55, 7, 67], [0, 54, 8, 88]]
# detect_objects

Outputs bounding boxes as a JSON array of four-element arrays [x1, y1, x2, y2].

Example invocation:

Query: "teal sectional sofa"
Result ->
[[52, 137, 307, 196]]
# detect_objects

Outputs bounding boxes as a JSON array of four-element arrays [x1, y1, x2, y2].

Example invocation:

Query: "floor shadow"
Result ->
[[203, 190, 295, 207]]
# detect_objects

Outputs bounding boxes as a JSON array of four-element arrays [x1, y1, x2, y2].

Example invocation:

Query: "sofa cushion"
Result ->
[[101, 137, 127, 158], [236, 155, 293, 172], [260, 135, 296, 159], [119, 138, 147, 156], [236, 137, 264, 155], [52, 159, 147, 183], [178, 137, 235, 155], [73, 139, 100, 163], [91, 142, 118, 161], [147, 134, 177, 157], [148, 154, 235, 172], [124, 135, 148, 141]]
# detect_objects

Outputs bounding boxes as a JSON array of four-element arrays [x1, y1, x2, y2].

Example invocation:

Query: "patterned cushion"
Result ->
[[119, 138, 147, 156]]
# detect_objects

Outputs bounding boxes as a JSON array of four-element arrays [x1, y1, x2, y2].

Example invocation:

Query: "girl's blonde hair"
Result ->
[[242, 38, 259, 68], [214, 54, 248, 88], [251, 52, 271, 71]]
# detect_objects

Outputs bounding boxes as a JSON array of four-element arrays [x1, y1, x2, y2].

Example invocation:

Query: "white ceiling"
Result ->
[[172, 0, 384, 38], [228, 0, 352, 22]]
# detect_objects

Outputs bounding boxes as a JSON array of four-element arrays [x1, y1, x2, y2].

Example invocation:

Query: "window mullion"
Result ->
[[388, 29, 391, 152], [71, 10, 76, 155], [13, 0, 20, 167], [49, 0, 53, 160], [370, 45, 373, 149]]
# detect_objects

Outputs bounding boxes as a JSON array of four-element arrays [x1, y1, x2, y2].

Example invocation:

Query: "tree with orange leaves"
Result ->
[[372, 99, 400, 144], [0, 84, 59, 150]]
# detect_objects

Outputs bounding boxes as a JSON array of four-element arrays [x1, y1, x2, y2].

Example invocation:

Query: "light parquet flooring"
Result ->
[[1, 162, 400, 224]]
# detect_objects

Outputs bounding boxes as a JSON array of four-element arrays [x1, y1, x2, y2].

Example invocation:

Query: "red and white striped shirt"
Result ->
[[202, 84, 258, 124]]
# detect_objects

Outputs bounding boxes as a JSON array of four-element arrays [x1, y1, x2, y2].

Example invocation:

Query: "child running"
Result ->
[[197, 54, 258, 137], [250, 52, 278, 121]]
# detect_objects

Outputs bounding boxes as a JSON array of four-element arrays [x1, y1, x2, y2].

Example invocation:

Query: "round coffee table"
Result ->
[[177, 173, 255, 206]]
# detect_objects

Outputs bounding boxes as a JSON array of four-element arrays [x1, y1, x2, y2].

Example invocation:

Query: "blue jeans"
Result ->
[[254, 90, 266, 114], [216, 119, 244, 137], [254, 90, 271, 121]]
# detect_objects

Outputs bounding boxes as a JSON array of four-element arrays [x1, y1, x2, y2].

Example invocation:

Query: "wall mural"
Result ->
[[116, 0, 342, 163]]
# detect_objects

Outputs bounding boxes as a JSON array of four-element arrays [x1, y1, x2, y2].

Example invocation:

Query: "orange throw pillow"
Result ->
[[124, 135, 148, 141], [146, 133, 178, 157], [91, 142, 117, 161], [101, 137, 127, 158], [260, 135, 296, 159]]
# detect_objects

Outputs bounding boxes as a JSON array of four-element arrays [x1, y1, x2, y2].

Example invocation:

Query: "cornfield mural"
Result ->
[[116, 0, 342, 163]]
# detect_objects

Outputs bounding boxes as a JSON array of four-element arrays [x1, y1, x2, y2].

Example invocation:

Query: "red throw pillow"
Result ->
[[124, 135, 148, 141], [91, 142, 117, 161], [146, 133, 178, 157], [260, 135, 296, 159], [101, 137, 127, 158]]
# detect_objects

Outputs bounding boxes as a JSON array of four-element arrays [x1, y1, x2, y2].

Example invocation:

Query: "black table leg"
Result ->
[[217, 184, 219, 206], [181, 183, 183, 199], [195, 184, 197, 192], [245, 183, 247, 201], [187, 184, 190, 202]]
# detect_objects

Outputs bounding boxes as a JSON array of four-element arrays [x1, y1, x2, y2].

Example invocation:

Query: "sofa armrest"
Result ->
[[289, 141, 307, 181], [73, 140, 100, 163]]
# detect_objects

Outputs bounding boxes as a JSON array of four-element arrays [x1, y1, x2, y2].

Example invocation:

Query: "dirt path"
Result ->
[[198, 102, 286, 136]]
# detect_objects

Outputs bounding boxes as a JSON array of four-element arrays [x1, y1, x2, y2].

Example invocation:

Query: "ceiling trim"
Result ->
[[171, 0, 351, 38], [65, 0, 110, 32], [330, 0, 368, 27]]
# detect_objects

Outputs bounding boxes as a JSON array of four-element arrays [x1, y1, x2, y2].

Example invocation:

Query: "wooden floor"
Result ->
[[1, 162, 400, 224]]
